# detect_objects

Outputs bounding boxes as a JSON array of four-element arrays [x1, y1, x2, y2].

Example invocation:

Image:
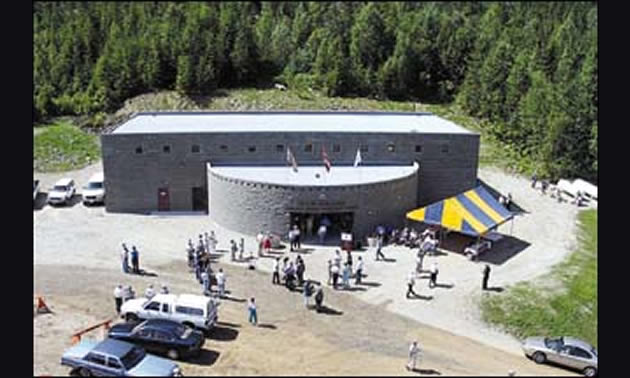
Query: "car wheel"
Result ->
[[79, 367, 92, 376], [125, 313, 139, 322], [532, 351, 546, 364], [183, 321, 196, 329], [167, 349, 180, 360], [583, 367, 597, 377]]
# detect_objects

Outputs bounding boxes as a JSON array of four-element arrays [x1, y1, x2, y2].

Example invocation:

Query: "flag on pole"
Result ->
[[321, 145, 332, 173], [354, 148, 362, 167], [287, 147, 298, 172]]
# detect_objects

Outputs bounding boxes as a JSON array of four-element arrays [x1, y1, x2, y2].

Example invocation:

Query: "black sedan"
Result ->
[[108, 319, 205, 360]]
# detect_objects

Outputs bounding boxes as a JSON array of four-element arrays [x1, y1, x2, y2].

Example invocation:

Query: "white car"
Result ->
[[120, 294, 219, 334], [82, 172, 106, 205], [47, 178, 76, 205]]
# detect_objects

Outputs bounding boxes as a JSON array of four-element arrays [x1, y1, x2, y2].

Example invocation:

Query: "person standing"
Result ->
[[327, 260, 333, 285], [294, 225, 301, 251], [406, 341, 421, 371], [122, 285, 135, 302], [406, 271, 418, 298], [204, 232, 210, 253], [272, 257, 280, 285], [375, 235, 386, 261], [346, 250, 353, 270], [145, 284, 156, 299], [303, 280, 313, 308], [314, 285, 324, 312], [296, 256, 305, 286], [331, 263, 340, 289], [239, 238, 245, 260], [288, 227, 296, 252], [429, 262, 439, 288], [113, 285, 123, 314], [121, 243, 130, 274], [355, 256, 364, 284], [318, 224, 327, 244], [333, 250, 342, 269], [201, 270, 210, 295], [195, 254, 202, 284], [482, 264, 491, 290], [306, 215, 314, 237], [248, 298, 258, 326], [230, 240, 237, 261], [256, 231, 264, 256], [263, 234, 272, 254], [415, 251, 424, 275], [160, 285, 169, 294], [342, 262, 351, 289], [130, 246, 140, 274], [216, 268, 226, 297]]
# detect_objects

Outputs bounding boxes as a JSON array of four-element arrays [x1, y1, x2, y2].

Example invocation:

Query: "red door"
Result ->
[[158, 188, 170, 211]]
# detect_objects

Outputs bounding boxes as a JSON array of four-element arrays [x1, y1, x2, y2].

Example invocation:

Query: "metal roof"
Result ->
[[210, 163, 419, 187], [113, 111, 475, 135]]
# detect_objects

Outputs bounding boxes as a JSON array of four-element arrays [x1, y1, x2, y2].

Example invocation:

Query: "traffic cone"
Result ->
[[36, 296, 52, 314]]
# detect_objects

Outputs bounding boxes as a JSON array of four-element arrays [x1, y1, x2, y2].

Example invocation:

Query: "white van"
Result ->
[[82, 172, 105, 205], [120, 294, 219, 333]]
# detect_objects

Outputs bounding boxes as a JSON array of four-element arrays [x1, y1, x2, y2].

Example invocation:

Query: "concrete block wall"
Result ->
[[208, 163, 418, 238], [102, 130, 478, 214]]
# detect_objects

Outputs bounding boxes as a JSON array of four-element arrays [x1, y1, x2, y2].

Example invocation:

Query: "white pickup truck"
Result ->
[[120, 294, 219, 334]]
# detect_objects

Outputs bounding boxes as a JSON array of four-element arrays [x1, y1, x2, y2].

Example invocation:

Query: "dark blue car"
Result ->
[[108, 319, 205, 360], [61, 338, 182, 376]]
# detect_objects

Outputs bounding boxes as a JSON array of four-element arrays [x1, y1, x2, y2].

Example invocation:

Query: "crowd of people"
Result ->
[[112, 283, 169, 314]]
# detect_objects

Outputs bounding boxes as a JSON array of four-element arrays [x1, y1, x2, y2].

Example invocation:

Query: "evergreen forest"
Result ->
[[33, 2, 597, 182]]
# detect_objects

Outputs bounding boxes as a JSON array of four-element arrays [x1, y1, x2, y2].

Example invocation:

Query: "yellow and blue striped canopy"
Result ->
[[406, 186, 513, 237]]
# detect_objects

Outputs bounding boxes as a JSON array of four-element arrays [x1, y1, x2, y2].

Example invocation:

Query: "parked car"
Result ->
[[33, 180, 40, 201], [61, 338, 182, 376], [83, 172, 106, 205], [120, 293, 219, 334], [464, 239, 492, 260], [108, 319, 205, 360], [47, 178, 76, 206], [522, 336, 598, 377]]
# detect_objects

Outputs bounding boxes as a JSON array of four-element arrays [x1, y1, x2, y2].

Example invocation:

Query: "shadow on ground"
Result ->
[[189, 349, 220, 366], [208, 326, 239, 341], [257, 323, 277, 330], [411, 367, 441, 375], [315, 305, 343, 316], [438, 232, 530, 265]]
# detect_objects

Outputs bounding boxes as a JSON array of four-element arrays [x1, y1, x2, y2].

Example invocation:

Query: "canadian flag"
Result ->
[[321, 145, 332, 173], [354, 148, 362, 167], [286, 147, 298, 172]]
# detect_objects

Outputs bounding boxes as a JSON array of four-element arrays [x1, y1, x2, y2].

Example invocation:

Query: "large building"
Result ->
[[102, 111, 479, 239]]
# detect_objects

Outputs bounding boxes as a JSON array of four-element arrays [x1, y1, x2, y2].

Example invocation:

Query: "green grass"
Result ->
[[34, 121, 101, 172], [481, 209, 598, 347]]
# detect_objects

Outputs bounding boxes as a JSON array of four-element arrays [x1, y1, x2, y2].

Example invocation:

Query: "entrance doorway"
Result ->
[[192, 187, 207, 212], [290, 212, 354, 244], [157, 188, 170, 211]]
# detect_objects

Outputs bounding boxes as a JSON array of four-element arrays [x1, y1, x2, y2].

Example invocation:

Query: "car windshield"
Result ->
[[544, 337, 563, 350], [53, 185, 67, 191], [120, 346, 146, 370], [85, 182, 103, 189]]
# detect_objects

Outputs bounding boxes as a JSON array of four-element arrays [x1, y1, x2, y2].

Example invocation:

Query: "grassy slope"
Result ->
[[481, 209, 598, 347], [33, 121, 101, 172]]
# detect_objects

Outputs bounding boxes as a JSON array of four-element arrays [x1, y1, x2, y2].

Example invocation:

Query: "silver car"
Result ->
[[522, 336, 598, 377]]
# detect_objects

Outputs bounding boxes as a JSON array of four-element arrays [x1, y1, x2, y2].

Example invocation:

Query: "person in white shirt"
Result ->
[[201, 270, 210, 295], [333, 250, 342, 268], [318, 224, 327, 244], [204, 232, 210, 253], [123, 285, 135, 302], [256, 231, 264, 256], [248, 297, 258, 326], [355, 256, 364, 284], [145, 284, 155, 299], [331, 263, 340, 289], [294, 225, 301, 250], [113, 285, 123, 313], [406, 341, 422, 371], [216, 268, 226, 297], [272, 257, 280, 285]]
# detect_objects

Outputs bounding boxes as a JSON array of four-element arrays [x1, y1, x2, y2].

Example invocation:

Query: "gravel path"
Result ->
[[34, 162, 581, 375]]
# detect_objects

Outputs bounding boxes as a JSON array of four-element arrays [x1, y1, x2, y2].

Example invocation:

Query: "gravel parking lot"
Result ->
[[34, 162, 580, 376]]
